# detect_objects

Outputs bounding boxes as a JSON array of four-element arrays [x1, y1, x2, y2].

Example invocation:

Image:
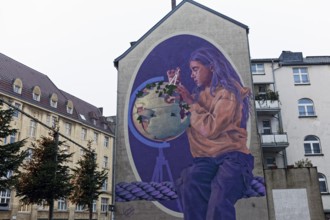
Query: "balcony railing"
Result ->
[[255, 100, 280, 115], [260, 133, 289, 153]]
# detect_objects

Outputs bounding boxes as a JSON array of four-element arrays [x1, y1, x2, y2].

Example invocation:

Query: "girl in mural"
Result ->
[[167, 47, 254, 220]]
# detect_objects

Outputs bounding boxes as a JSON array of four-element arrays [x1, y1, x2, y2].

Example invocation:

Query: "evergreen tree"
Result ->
[[15, 132, 73, 220], [0, 103, 27, 191], [70, 141, 108, 220]]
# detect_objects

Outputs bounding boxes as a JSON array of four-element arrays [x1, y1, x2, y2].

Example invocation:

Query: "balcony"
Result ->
[[255, 90, 280, 116], [260, 133, 289, 153], [255, 100, 280, 116]]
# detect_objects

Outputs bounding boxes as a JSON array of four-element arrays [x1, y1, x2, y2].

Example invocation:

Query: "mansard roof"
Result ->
[[251, 51, 330, 66], [0, 53, 114, 135]]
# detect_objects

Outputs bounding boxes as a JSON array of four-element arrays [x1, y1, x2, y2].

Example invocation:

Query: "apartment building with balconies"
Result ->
[[252, 51, 330, 217]]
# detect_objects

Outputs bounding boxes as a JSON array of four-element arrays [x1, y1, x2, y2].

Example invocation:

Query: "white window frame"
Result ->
[[75, 204, 85, 211], [93, 132, 99, 145], [251, 63, 265, 74], [66, 106, 73, 114], [81, 128, 87, 140], [65, 122, 72, 136], [13, 84, 22, 94], [52, 116, 57, 128], [0, 190, 11, 210], [29, 120, 37, 138], [100, 198, 108, 213], [57, 198, 67, 211], [318, 173, 328, 193], [293, 67, 309, 84], [50, 99, 57, 108], [104, 136, 109, 148], [304, 135, 321, 154], [12, 103, 21, 118], [102, 178, 108, 191], [33, 92, 40, 101], [298, 98, 315, 116], [103, 156, 108, 168]]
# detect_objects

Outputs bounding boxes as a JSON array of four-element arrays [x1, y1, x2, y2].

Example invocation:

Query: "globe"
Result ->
[[132, 81, 191, 142]]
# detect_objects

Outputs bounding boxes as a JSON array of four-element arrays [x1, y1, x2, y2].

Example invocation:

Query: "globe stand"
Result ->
[[151, 148, 173, 182], [151, 147, 182, 211]]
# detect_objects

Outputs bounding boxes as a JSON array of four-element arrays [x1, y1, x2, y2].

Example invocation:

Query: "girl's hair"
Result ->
[[189, 47, 251, 128]]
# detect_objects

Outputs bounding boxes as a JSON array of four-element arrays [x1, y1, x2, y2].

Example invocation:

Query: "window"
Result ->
[[93, 132, 99, 145], [298, 98, 315, 116], [13, 78, 23, 94], [92, 200, 96, 212], [19, 202, 31, 212], [57, 198, 67, 211], [75, 204, 85, 211], [37, 200, 49, 210], [65, 123, 72, 136], [14, 85, 21, 93], [50, 93, 58, 108], [0, 190, 11, 210], [101, 198, 109, 212], [9, 133, 16, 143], [251, 63, 265, 74], [12, 103, 21, 118], [29, 120, 37, 138], [262, 120, 271, 134], [66, 106, 73, 114], [47, 115, 57, 128], [26, 148, 33, 161], [66, 100, 73, 114], [33, 93, 40, 101], [318, 173, 328, 193], [265, 157, 276, 168], [92, 119, 97, 126], [102, 178, 108, 191], [103, 156, 108, 168], [32, 86, 41, 101], [50, 100, 57, 108], [304, 135, 321, 154], [293, 67, 309, 84], [81, 128, 87, 140], [104, 136, 109, 148]]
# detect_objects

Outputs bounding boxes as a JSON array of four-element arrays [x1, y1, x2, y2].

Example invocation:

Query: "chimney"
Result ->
[[172, 0, 176, 10]]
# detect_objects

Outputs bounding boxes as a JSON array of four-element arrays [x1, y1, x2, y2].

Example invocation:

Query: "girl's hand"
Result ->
[[176, 85, 194, 105]]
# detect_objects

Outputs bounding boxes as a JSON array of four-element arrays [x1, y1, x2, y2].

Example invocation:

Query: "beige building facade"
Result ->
[[0, 53, 115, 220]]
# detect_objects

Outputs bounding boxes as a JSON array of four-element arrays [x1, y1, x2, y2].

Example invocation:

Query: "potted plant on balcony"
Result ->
[[255, 90, 279, 103]]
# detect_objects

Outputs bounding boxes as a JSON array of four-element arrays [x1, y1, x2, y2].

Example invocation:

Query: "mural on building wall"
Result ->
[[118, 34, 265, 219]]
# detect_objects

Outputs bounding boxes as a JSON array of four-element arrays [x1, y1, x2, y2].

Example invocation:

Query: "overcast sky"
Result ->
[[1, 0, 329, 116]]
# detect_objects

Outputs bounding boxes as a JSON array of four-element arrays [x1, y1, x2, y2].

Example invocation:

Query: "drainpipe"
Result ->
[[271, 60, 288, 168]]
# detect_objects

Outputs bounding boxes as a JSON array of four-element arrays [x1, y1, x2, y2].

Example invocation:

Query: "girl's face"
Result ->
[[189, 60, 213, 87]]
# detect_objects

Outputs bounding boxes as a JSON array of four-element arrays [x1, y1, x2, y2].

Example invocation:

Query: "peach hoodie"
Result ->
[[187, 85, 250, 158]]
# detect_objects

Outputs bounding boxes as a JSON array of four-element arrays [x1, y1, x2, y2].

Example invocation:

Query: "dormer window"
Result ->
[[13, 78, 23, 94], [50, 93, 58, 108], [66, 100, 73, 114], [32, 86, 41, 101]]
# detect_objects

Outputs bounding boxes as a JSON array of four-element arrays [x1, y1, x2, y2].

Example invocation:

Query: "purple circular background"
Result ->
[[128, 34, 222, 212]]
